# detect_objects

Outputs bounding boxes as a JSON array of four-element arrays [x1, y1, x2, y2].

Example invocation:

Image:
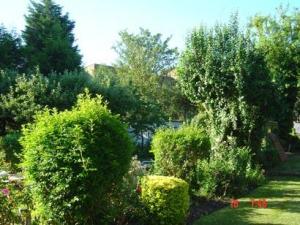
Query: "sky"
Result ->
[[0, 0, 299, 66]]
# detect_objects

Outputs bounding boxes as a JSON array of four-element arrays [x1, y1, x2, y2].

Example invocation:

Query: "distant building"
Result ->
[[84, 63, 116, 76]]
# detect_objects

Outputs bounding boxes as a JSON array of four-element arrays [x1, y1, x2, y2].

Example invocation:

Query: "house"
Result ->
[[84, 63, 116, 76]]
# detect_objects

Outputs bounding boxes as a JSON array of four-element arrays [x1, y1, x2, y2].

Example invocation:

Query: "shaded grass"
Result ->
[[270, 153, 300, 175]]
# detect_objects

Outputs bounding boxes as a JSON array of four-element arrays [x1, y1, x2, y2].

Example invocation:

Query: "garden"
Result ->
[[1, 1, 300, 225]]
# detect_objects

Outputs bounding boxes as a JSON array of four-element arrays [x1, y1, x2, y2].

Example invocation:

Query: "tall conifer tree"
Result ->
[[23, 0, 81, 74]]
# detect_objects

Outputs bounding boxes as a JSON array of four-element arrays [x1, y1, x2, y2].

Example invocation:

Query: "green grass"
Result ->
[[193, 154, 300, 225]]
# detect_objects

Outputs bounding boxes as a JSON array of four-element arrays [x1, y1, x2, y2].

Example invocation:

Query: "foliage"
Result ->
[[0, 131, 22, 171], [190, 108, 210, 129], [22, 0, 81, 74], [151, 125, 210, 187], [92, 68, 164, 155], [114, 28, 194, 133], [0, 73, 45, 134], [92, 69, 142, 124], [177, 15, 273, 152], [158, 75, 197, 120], [110, 156, 148, 225], [0, 70, 19, 95], [250, 7, 300, 140], [195, 143, 265, 197], [0, 151, 9, 171], [46, 71, 93, 110], [0, 70, 19, 135], [114, 28, 178, 76], [256, 136, 280, 169], [0, 70, 94, 135], [0, 175, 32, 225], [0, 26, 23, 71], [141, 175, 189, 225], [21, 92, 133, 225]]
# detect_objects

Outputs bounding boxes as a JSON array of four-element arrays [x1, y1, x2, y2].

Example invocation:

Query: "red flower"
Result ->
[[136, 185, 142, 194], [1, 188, 10, 197]]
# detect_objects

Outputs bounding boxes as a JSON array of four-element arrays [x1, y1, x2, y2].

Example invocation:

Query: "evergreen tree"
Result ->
[[23, 0, 81, 75], [0, 25, 23, 70]]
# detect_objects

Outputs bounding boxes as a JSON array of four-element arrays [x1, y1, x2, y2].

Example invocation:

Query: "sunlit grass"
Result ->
[[194, 154, 300, 225]]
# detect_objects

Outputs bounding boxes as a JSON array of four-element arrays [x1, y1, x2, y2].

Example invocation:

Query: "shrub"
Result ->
[[47, 71, 94, 110], [195, 143, 265, 197], [256, 136, 280, 169], [0, 151, 8, 170], [141, 175, 189, 225], [0, 175, 20, 224], [151, 125, 210, 187], [111, 156, 148, 225], [0, 131, 22, 171], [0, 173, 31, 225], [0, 73, 45, 132], [21, 92, 133, 225]]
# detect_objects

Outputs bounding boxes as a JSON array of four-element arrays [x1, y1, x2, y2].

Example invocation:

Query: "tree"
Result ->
[[250, 7, 300, 140], [23, 0, 81, 75], [114, 28, 195, 133], [92, 67, 164, 152], [0, 26, 23, 70], [114, 28, 178, 76], [0, 73, 47, 135], [0, 70, 92, 135], [177, 15, 273, 152]]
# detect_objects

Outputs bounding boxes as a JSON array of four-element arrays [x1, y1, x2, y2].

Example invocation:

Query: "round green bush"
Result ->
[[151, 125, 210, 187], [21, 92, 133, 224], [141, 175, 189, 225]]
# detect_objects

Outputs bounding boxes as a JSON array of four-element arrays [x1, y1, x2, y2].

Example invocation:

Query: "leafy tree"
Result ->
[[0, 70, 93, 135], [23, 0, 81, 74], [250, 7, 300, 140], [177, 15, 273, 152], [0, 26, 23, 70], [47, 71, 93, 110], [114, 28, 195, 139], [114, 28, 178, 77], [92, 68, 164, 149], [0, 70, 19, 95], [0, 73, 47, 134]]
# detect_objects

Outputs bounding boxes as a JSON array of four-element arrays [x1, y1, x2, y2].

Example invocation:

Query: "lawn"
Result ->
[[193, 154, 300, 225]]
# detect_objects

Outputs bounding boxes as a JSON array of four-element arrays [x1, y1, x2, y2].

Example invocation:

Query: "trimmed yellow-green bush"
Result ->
[[141, 175, 189, 225]]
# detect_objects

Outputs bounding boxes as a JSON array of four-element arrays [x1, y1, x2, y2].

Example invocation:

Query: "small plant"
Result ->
[[111, 156, 148, 225], [0, 173, 31, 225], [141, 175, 189, 225]]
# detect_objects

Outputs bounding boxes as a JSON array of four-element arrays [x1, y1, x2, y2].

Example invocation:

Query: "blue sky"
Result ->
[[0, 0, 299, 66]]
